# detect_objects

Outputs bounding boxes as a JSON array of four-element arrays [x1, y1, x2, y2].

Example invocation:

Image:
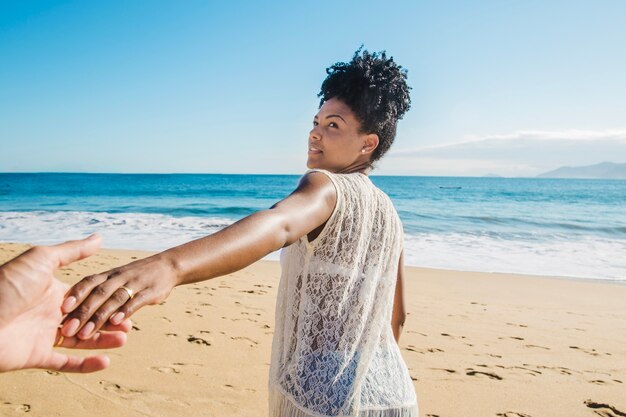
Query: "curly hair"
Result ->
[[317, 45, 412, 166]]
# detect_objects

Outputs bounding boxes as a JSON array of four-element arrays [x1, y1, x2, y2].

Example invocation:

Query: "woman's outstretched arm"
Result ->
[[60, 171, 336, 340]]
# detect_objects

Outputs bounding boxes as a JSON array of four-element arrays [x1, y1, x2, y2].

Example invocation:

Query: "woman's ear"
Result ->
[[362, 133, 379, 154]]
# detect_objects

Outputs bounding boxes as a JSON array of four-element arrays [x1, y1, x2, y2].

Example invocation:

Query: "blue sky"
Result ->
[[1, 0, 625, 176]]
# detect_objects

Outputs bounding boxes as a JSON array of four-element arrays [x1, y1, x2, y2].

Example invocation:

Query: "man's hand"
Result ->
[[0, 235, 131, 373]]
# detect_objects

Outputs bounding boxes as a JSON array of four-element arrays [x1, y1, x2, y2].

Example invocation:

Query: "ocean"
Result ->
[[0, 173, 624, 281]]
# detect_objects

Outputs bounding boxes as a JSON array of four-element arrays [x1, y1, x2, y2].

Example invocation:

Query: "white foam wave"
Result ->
[[1, 211, 624, 281], [0, 210, 235, 252], [404, 232, 626, 281]]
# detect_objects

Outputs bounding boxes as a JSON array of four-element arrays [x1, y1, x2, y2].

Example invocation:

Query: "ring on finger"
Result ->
[[119, 286, 134, 300], [55, 334, 65, 347]]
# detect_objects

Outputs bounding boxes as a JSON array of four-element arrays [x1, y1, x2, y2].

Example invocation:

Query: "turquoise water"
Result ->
[[1, 173, 624, 281]]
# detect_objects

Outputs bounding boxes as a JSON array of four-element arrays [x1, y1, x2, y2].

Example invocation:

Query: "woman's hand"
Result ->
[[60, 253, 179, 340]]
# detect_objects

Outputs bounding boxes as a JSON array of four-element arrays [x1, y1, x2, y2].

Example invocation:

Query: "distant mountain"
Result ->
[[537, 162, 626, 179], [482, 173, 503, 178]]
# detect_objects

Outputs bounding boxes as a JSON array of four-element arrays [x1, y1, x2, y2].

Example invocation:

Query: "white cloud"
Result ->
[[382, 129, 626, 177]]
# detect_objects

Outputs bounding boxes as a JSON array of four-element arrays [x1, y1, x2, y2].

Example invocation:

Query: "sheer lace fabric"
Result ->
[[269, 169, 418, 417]]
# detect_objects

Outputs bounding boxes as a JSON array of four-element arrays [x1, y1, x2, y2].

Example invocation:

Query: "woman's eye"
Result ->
[[313, 121, 318, 126], [329, 122, 338, 128]]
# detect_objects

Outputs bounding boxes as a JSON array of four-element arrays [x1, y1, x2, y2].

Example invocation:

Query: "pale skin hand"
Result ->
[[0, 235, 132, 373]]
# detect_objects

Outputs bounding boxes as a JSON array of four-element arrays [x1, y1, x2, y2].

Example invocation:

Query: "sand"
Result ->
[[0, 242, 625, 417]]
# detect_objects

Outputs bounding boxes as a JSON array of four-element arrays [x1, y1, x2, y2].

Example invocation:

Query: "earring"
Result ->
[[361, 149, 366, 153]]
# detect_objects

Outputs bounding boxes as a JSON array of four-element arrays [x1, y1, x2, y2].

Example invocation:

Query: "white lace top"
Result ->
[[269, 168, 419, 417]]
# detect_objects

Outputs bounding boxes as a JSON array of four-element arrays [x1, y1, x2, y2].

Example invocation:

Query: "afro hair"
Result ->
[[317, 45, 411, 166]]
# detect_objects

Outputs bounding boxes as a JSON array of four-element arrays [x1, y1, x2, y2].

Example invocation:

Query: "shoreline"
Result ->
[[2, 240, 624, 286], [1, 242, 625, 416]]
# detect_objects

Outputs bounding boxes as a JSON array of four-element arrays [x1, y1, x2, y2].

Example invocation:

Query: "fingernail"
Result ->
[[87, 233, 101, 241], [62, 296, 76, 312], [63, 318, 80, 337], [111, 312, 125, 324], [79, 321, 95, 339]]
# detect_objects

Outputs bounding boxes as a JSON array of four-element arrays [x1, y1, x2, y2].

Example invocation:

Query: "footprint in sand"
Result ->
[[584, 400, 626, 417], [150, 366, 181, 374], [498, 336, 525, 341], [524, 344, 550, 350], [588, 379, 622, 385], [448, 313, 470, 319], [496, 413, 533, 417], [479, 353, 503, 358], [224, 316, 259, 324], [100, 380, 143, 395], [231, 336, 259, 347], [405, 345, 445, 354], [439, 333, 467, 340], [239, 289, 268, 295], [405, 330, 428, 336], [493, 365, 542, 376], [223, 384, 256, 393], [564, 327, 587, 332], [0, 402, 31, 413], [569, 346, 610, 356], [534, 365, 580, 376], [430, 368, 457, 374], [465, 368, 503, 380], [506, 322, 529, 328], [241, 304, 266, 312], [187, 335, 211, 346]]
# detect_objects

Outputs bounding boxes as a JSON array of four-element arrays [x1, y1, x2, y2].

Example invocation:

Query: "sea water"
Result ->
[[0, 173, 624, 281]]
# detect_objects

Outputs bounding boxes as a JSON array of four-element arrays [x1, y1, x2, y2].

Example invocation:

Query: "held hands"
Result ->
[[0, 235, 132, 373], [60, 251, 179, 340]]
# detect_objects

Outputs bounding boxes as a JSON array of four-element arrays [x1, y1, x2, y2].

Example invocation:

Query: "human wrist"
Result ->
[[154, 251, 185, 287]]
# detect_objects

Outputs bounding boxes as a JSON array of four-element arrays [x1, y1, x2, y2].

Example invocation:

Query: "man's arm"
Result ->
[[61, 171, 337, 339], [391, 249, 407, 343]]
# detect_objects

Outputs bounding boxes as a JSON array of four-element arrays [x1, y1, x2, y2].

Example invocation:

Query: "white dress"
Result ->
[[269, 168, 419, 417]]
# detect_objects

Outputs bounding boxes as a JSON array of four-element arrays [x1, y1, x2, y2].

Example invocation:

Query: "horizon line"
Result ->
[[2, 171, 623, 180]]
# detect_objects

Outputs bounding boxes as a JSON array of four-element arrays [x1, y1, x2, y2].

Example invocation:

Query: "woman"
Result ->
[[61, 47, 418, 416]]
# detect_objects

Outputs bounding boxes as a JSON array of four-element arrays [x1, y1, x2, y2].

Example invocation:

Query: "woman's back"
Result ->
[[269, 168, 418, 417]]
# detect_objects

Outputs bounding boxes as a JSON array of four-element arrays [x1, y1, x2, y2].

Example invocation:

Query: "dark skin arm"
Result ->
[[61, 172, 338, 339], [391, 249, 407, 343]]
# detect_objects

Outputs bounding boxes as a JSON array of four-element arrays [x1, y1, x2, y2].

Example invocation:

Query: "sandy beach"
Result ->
[[0, 242, 625, 417]]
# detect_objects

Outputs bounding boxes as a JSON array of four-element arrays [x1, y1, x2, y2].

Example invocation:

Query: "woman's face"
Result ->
[[307, 97, 378, 173]]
